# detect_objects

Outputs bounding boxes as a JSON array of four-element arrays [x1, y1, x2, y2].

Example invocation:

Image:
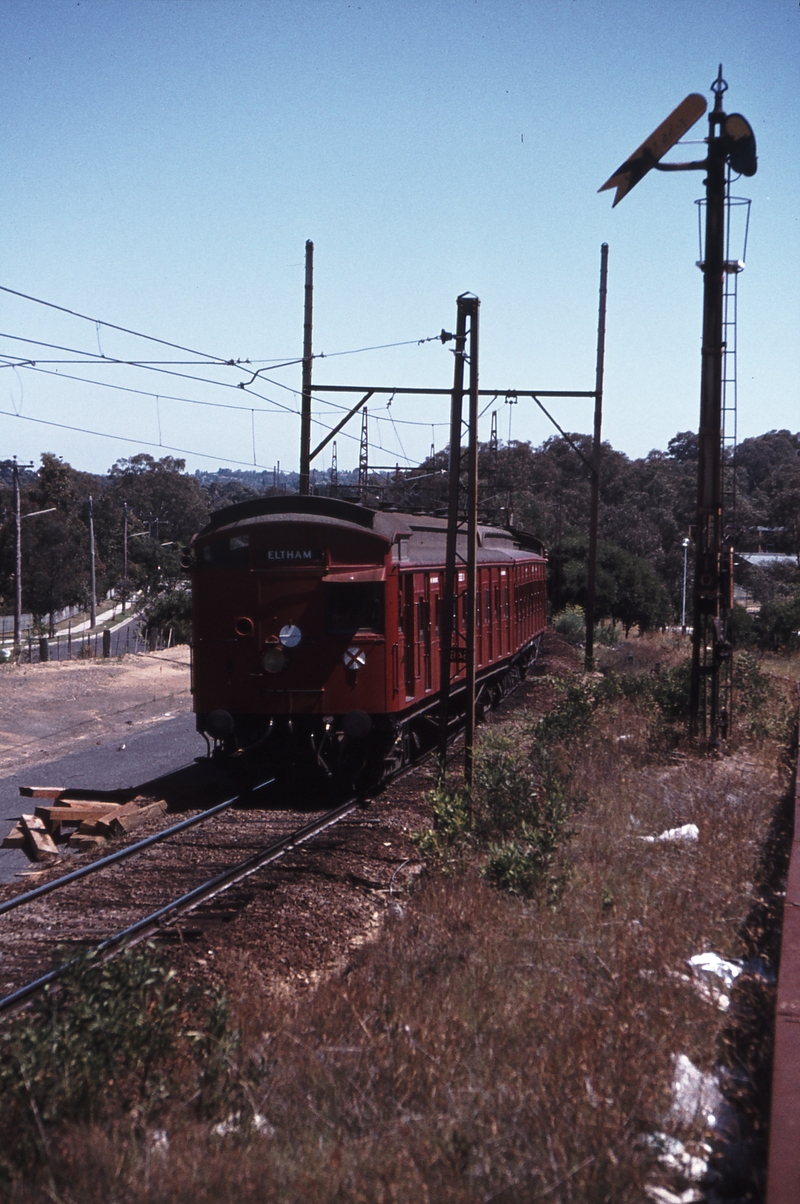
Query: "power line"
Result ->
[[0, 333, 449, 429], [0, 353, 421, 462], [0, 408, 274, 469], [238, 333, 444, 384], [0, 365, 418, 464], [0, 356, 300, 417], [0, 283, 234, 363], [0, 331, 304, 399]]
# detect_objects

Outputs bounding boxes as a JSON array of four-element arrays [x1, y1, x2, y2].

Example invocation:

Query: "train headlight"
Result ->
[[262, 647, 287, 673], [279, 623, 302, 648]]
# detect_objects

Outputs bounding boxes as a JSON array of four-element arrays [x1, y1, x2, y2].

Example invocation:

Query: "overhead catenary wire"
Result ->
[[0, 334, 451, 428], [0, 386, 418, 466], [0, 354, 427, 461], [0, 282, 444, 367], [0, 283, 235, 363], [0, 407, 276, 469]]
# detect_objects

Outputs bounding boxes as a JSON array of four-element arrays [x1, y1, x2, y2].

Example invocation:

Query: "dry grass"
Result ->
[[0, 651, 794, 1203]]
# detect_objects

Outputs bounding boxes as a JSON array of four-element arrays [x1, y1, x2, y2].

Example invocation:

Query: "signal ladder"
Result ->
[[720, 186, 751, 541]]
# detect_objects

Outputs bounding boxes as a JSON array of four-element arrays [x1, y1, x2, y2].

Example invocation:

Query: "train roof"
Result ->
[[197, 495, 546, 560]]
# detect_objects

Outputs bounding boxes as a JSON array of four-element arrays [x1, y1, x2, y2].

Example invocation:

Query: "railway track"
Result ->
[[0, 792, 359, 1016], [0, 749, 441, 1017], [0, 649, 534, 1020]]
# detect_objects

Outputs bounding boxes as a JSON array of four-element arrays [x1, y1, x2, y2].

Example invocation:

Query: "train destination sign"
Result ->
[[599, 92, 708, 206], [257, 548, 323, 564]]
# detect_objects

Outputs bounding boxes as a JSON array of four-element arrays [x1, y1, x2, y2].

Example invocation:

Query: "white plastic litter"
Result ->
[[211, 1112, 276, 1138], [640, 824, 699, 844], [688, 952, 743, 989], [646, 1132, 710, 1181], [687, 951, 743, 1010], [670, 1054, 724, 1128], [645, 1187, 702, 1204], [149, 1129, 169, 1157]]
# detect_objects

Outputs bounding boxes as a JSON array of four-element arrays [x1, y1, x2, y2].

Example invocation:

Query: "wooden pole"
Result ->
[[585, 243, 609, 670], [464, 297, 480, 786], [299, 240, 314, 495], [13, 459, 22, 648]]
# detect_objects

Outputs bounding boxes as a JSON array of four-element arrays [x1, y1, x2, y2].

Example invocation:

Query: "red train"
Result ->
[[190, 496, 547, 784]]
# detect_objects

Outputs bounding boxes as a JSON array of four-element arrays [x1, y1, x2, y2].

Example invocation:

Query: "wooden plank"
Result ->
[[1, 823, 26, 849], [49, 799, 124, 810], [35, 802, 121, 824], [67, 832, 106, 852], [19, 786, 66, 799], [20, 814, 59, 862], [95, 799, 167, 838]]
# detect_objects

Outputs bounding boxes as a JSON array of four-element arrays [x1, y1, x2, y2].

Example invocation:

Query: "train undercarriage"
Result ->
[[197, 635, 541, 795]]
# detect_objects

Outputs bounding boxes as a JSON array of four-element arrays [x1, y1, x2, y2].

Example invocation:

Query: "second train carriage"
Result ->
[[189, 496, 546, 782]]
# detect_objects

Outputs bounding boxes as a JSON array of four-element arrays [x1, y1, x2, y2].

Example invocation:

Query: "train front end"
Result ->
[[190, 497, 402, 781]]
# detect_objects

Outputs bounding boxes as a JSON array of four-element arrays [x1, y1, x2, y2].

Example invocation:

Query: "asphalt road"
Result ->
[[0, 713, 208, 884]]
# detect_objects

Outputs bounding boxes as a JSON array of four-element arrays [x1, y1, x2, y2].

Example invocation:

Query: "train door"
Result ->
[[421, 576, 432, 691], [485, 572, 493, 662], [475, 567, 483, 667], [402, 574, 416, 699], [430, 574, 440, 692], [501, 570, 510, 656], [494, 577, 502, 657]]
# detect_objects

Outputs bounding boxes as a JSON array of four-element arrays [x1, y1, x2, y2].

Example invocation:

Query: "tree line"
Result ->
[[1, 429, 798, 642]]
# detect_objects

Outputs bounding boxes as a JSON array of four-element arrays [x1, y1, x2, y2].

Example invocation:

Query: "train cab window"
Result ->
[[326, 584, 384, 634], [199, 534, 249, 567]]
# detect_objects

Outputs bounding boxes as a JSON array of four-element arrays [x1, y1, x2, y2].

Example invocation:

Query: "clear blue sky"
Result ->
[[0, 0, 797, 479]]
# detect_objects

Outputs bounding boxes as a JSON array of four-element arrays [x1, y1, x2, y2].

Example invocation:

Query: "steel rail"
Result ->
[[0, 796, 357, 1016], [0, 779, 274, 919]]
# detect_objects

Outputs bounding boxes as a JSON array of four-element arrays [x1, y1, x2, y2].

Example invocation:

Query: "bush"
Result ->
[[596, 621, 620, 646], [728, 603, 755, 648], [473, 730, 537, 834], [144, 588, 192, 645], [482, 828, 554, 897], [414, 782, 472, 856], [552, 604, 585, 645], [0, 946, 184, 1173], [753, 595, 800, 652]]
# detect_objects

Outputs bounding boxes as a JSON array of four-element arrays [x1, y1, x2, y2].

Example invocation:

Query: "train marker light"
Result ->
[[343, 646, 366, 670], [279, 623, 302, 647]]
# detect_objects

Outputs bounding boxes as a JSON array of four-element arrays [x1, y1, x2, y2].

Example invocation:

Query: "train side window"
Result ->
[[199, 534, 249, 567], [326, 584, 384, 634]]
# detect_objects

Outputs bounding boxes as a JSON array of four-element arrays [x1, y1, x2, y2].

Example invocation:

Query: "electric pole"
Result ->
[[13, 459, 22, 648], [585, 242, 609, 671], [299, 239, 314, 495], [122, 501, 128, 614], [88, 496, 97, 629]]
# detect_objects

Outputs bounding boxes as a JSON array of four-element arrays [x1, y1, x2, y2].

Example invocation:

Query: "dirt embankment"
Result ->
[[0, 649, 192, 778]]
